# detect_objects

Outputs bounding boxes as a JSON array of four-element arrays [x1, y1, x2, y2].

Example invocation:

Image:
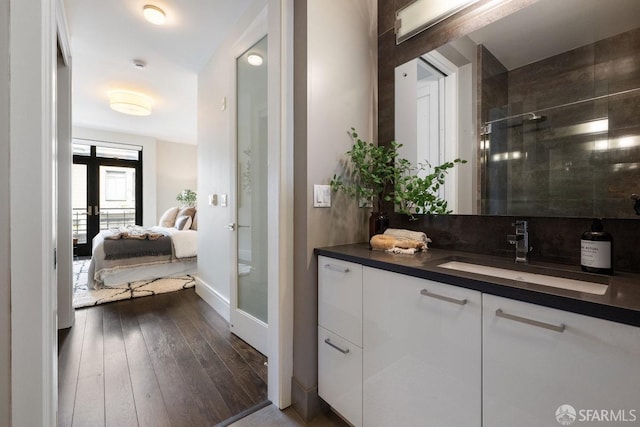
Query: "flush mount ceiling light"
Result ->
[[247, 53, 263, 66], [109, 90, 153, 116], [143, 4, 166, 25]]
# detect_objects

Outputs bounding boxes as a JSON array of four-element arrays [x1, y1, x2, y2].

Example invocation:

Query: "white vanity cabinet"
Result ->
[[362, 267, 482, 427], [317, 256, 363, 426], [317, 253, 640, 427], [483, 294, 640, 427]]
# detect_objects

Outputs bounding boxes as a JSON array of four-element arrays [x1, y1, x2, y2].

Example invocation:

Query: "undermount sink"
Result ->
[[437, 259, 609, 295]]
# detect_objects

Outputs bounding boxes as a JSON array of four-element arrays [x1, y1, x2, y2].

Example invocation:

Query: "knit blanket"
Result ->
[[103, 226, 172, 260], [104, 225, 164, 240]]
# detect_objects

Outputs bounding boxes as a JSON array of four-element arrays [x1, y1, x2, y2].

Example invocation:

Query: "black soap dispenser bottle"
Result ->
[[581, 218, 613, 275]]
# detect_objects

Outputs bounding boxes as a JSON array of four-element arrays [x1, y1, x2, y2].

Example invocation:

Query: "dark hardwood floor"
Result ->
[[58, 288, 268, 427]]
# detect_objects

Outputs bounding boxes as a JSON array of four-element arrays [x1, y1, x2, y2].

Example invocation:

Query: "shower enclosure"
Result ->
[[478, 27, 640, 218]]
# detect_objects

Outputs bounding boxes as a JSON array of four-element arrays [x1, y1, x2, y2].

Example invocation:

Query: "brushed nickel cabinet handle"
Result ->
[[323, 264, 350, 274], [324, 338, 350, 354], [495, 308, 565, 333], [420, 289, 468, 305]]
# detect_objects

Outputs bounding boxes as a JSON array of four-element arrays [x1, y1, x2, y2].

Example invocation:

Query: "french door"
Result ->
[[72, 142, 142, 256]]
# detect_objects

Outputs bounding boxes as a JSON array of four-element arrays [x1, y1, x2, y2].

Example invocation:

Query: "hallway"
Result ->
[[58, 288, 267, 426]]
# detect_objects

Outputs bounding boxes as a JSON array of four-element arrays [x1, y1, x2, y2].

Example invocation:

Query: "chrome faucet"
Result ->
[[507, 220, 530, 263]]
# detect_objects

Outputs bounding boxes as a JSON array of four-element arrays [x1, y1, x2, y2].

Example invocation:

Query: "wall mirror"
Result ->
[[395, 0, 640, 218]]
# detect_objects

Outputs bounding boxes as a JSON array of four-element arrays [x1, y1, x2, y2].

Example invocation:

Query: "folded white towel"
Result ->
[[383, 228, 432, 245]]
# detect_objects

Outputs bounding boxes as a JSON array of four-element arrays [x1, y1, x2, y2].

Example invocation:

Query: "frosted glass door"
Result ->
[[231, 35, 268, 354]]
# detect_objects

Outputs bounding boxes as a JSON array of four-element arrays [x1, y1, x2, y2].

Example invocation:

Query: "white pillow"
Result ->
[[174, 215, 192, 231], [158, 206, 179, 228]]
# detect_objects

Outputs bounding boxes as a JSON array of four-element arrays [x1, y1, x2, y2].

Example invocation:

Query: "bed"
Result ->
[[87, 207, 197, 289]]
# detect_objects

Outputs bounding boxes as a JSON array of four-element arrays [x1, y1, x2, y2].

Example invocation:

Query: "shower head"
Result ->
[[525, 112, 546, 123]]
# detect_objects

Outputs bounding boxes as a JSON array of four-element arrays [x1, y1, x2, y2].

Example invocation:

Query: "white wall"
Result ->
[[196, 0, 267, 318], [72, 127, 157, 226], [291, 0, 377, 419], [0, 0, 11, 423], [156, 139, 198, 219], [305, 0, 377, 250]]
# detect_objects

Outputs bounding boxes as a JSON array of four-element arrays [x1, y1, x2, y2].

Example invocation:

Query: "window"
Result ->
[[104, 170, 127, 201]]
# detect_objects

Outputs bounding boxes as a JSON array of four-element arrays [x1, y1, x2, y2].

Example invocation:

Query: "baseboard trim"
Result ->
[[195, 276, 230, 322], [290, 376, 322, 422]]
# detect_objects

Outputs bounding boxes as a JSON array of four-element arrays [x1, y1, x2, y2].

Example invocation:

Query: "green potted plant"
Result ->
[[330, 128, 408, 239], [394, 159, 466, 218], [331, 128, 466, 238], [176, 189, 197, 207]]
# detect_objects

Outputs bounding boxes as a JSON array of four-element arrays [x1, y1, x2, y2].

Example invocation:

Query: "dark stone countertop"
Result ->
[[315, 243, 640, 328]]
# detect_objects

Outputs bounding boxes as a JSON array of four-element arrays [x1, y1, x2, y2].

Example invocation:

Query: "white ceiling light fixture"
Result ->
[[247, 53, 263, 66], [143, 4, 166, 25], [109, 90, 153, 116]]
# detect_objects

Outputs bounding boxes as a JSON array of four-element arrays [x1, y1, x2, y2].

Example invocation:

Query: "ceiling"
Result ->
[[467, 0, 640, 70], [64, 0, 252, 145]]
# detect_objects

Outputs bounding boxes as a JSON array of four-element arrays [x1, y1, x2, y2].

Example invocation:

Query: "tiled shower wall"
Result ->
[[480, 27, 640, 218], [379, 0, 640, 273]]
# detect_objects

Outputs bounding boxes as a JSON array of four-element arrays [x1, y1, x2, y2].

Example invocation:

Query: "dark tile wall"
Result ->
[[479, 27, 640, 218], [388, 213, 640, 273], [378, 0, 640, 273]]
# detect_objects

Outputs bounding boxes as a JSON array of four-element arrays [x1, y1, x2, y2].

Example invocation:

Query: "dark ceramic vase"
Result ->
[[369, 211, 389, 244]]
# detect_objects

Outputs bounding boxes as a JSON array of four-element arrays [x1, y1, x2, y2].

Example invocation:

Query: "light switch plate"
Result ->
[[313, 185, 331, 208], [220, 194, 228, 207]]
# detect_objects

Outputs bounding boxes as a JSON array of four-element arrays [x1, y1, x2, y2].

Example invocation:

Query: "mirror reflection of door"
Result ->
[[232, 35, 268, 355], [416, 59, 446, 199], [72, 141, 142, 256], [395, 53, 464, 212]]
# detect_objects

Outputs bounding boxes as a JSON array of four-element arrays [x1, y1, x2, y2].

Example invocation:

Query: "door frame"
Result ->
[[8, 1, 295, 424], [266, 0, 294, 408], [9, 0, 59, 425]]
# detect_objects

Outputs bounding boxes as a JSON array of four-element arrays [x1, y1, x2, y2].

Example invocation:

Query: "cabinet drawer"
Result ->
[[318, 326, 362, 427], [318, 256, 363, 345]]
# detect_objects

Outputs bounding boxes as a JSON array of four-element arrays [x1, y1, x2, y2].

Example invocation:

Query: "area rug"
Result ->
[[73, 258, 196, 308]]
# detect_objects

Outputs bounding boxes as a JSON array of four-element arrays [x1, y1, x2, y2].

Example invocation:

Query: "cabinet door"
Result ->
[[483, 294, 640, 427], [363, 267, 482, 427], [318, 326, 363, 427], [318, 256, 363, 346]]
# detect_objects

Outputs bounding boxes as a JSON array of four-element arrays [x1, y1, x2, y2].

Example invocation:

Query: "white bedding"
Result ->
[[159, 227, 197, 259], [88, 226, 197, 289]]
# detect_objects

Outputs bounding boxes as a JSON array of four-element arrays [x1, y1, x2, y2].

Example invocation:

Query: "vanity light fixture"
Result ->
[[395, 0, 480, 43], [109, 90, 153, 116], [143, 4, 166, 25], [247, 53, 263, 66]]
